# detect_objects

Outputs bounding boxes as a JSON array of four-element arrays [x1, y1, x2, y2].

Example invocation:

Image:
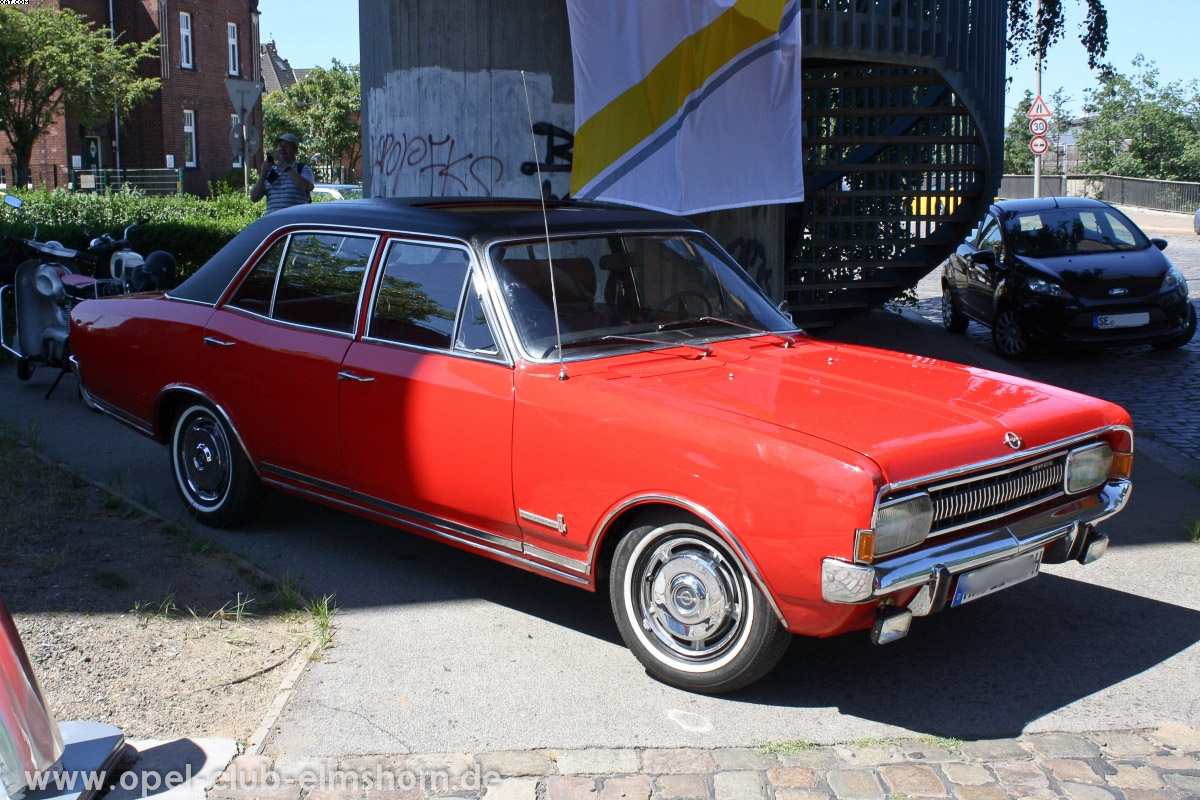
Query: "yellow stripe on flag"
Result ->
[[571, 0, 788, 196]]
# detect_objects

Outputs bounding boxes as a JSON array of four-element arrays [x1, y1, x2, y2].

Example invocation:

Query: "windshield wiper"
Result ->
[[657, 316, 796, 348], [542, 334, 711, 358]]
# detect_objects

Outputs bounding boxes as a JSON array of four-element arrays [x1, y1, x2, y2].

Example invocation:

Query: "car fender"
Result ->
[[153, 383, 261, 478]]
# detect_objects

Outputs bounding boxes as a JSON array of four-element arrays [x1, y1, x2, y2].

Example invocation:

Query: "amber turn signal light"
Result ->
[[854, 530, 876, 563], [1111, 452, 1133, 479]]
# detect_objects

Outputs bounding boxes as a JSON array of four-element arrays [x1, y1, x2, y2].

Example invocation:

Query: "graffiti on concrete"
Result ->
[[372, 132, 505, 197], [521, 122, 574, 201]]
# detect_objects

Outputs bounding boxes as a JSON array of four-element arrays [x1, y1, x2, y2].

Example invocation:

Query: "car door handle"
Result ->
[[337, 370, 375, 382], [203, 337, 236, 347]]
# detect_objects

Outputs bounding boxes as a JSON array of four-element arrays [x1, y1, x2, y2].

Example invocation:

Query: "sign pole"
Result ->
[[1033, 0, 1043, 198]]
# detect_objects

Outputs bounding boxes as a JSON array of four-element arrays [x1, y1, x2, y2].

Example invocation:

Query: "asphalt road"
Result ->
[[2, 207, 1198, 757]]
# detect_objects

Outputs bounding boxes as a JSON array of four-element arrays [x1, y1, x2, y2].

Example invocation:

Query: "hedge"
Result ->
[[0, 185, 263, 278]]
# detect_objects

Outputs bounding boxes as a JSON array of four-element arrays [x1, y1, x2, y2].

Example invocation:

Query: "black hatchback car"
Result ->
[[940, 197, 1196, 357]]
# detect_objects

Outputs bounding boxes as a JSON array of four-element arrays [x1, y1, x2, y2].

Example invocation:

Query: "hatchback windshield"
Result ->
[[1001, 206, 1148, 257], [490, 233, 791, 359]]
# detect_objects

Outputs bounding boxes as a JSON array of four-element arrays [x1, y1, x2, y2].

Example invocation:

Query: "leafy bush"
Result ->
[[0, 186, 261, 278]]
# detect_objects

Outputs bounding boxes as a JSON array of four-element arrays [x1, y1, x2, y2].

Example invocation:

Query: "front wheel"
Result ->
[[609, 512, 790, 693], [992, 304, 1035, 359], [170, 403, 264, 527]]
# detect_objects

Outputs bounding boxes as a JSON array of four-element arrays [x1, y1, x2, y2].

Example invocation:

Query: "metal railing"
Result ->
[[1000, 174, 1200, 214], [0, 163, 66, 190], [70, 168, 184, 196]]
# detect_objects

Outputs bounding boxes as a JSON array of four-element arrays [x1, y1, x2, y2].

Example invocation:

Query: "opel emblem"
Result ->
[[1004, 431, 1023, 450], [1108, 287, 1129, 296]]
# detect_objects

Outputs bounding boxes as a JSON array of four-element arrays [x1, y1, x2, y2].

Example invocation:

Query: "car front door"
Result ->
[[338, 239, 519, 544], [963, 215, 1006, 321], [202, 231, 377, 485]]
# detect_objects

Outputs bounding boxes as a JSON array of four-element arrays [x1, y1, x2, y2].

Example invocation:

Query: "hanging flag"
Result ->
[[565, 0, 804, 215]]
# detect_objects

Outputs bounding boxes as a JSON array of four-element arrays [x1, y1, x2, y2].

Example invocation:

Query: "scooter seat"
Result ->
[[61, 273, 98, 288]]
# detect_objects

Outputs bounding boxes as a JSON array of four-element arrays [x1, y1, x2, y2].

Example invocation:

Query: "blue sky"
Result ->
[[257, 0, 1191, 122]]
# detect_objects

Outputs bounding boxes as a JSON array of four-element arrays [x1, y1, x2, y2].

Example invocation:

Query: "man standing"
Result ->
[[250, 133, 314, 213]]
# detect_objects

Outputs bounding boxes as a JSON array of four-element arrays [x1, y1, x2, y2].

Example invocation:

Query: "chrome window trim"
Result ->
[[361, 238, 513, 366], [587, 493, 789, 629], [270, 231, 379, 334], [478, 227, 795, 366]]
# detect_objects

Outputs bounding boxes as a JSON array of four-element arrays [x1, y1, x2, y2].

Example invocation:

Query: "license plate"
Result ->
[[1094, 312, 1149, 329], [951, 550, 1042, 607]]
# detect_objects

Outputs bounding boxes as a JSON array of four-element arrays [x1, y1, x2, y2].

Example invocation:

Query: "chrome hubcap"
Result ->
[[179, 414, 229, 503], [635, 533, 746, 662], [941, 290, 955, 326]]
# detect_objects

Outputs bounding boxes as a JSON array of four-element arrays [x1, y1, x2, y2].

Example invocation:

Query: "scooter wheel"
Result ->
[[16, 359, 33, 381]]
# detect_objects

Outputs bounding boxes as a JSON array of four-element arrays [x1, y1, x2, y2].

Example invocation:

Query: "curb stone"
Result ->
[[203, 725, 1200, 800]]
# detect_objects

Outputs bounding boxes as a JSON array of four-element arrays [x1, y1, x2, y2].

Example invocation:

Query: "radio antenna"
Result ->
[[521, 71, 567, 381]]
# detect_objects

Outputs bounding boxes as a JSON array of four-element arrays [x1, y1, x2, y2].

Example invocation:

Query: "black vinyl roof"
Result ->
[[170, 198, 696, 305]]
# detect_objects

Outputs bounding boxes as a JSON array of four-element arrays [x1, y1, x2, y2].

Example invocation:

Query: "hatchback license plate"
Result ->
[[1094, 312, 1149, 329], [951, 551, 1042, 607]]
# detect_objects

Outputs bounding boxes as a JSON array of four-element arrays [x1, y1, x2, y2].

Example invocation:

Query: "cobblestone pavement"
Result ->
[[911, 207, 1200, 464], [207, 724, 1200, 800]]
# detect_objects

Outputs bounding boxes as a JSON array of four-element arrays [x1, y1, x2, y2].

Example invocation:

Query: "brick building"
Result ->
[[1, 0, 262, 196]]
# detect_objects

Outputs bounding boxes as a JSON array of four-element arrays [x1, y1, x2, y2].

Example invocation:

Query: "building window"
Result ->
[[179, 12, 193, 69], [227, 23, 239, 76], [183, 110, 197, 168], [231, 114, 243, 167]]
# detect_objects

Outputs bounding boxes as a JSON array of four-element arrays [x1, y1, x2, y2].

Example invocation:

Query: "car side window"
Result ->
[[229, 238, 287, 315], [456, 273, 499, 355], [976, 217, 1005, 262], [270, 234, 376, 333], [367, 241, 476, 350]]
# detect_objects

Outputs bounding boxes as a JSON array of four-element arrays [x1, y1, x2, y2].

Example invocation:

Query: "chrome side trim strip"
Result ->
[[866, 479, 1131, 597], [257, 475, 588, 586], [588, 494, 789, 629], [84, 393, 155, 438], [522, 543, 588, 574], [260, 463, 522, 553]]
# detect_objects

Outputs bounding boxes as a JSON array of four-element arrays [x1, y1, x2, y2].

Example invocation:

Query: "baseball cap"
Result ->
[[276, 133, 300, 146]]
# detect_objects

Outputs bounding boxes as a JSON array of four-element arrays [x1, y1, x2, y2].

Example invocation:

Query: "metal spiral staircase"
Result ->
[[786, 0, 1007, 328]]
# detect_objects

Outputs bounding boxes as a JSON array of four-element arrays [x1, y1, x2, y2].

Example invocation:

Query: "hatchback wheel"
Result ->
[[1152, 303, 1197, 350], [941, 286, 969, 333], [170, 403, 263, 527], [992, 305, 1034, 359], [609, 511, 790, 693]]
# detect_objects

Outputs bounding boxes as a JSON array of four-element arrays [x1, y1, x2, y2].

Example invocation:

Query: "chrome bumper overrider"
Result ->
[[823, 479, 1131, 605]]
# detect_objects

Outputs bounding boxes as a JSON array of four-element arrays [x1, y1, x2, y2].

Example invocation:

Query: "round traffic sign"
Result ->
[[1029, 135, 1050, 155], [1029, 118, 1049, 136]]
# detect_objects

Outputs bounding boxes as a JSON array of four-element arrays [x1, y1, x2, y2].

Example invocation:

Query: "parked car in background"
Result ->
[[70, 198, 1132, 692], [311, 183, 363, 201], [1193, 205, 1200, 235], [941, 197, 1195, 358]]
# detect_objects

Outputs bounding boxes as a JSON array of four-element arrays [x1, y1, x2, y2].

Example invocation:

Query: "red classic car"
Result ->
[[70, 198, 1133, 692]]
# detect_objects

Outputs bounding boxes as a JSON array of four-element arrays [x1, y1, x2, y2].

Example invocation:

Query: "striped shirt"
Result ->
[[263, 162, 314, 214]]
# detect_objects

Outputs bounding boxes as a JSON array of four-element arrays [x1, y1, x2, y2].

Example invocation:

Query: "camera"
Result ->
[[265, 167, 280, 184]]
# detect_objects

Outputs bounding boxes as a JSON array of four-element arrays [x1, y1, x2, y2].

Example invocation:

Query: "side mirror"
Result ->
[[972, 248, 996, 265], [2, 194, 22, 209], [1151, 238, 1168, 251], [776, 300, 793, 324]]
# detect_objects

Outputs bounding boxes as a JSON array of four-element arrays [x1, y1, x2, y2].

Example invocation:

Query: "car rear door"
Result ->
[[202, 230, 377, 484], [338, 238, 519, 542]]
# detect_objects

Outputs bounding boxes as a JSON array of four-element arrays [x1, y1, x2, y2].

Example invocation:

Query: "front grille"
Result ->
[[924, 453, 1067, 535]]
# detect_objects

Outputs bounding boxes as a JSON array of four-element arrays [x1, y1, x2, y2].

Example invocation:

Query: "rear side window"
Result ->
[[228, 232, 377, 333]]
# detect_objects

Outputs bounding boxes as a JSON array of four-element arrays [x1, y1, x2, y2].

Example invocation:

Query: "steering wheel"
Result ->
[[646, 291, 713, 322]]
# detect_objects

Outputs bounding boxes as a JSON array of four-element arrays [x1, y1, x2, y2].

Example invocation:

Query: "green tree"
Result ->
[[1007, 0, 1108, 69], [262, 60, 361, 178], [0, 5, 159, 186], [1076, 56, 1200, 181]]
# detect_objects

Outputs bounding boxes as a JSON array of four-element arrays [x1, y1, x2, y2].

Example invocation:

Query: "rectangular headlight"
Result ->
[[1065, 443, 1113, 494], [872, 493, 933, 556]]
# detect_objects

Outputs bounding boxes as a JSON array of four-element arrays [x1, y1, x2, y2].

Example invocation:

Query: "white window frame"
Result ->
[[227, 22, 239, 76], [183, 110, 197, 168], [231, 114, 243, 167], [179, 12, 193, 69]]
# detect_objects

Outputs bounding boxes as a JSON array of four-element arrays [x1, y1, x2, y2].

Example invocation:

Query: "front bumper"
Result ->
[[823, 479, 1131, 604]]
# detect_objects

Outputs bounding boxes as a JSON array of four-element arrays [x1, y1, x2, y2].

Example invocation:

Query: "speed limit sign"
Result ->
[[1029, 117, 1049, 136], [1029, 135, 1050, 155]]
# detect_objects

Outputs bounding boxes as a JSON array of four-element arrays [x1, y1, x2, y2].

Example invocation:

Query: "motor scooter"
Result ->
[[0, 194, 176, 397]]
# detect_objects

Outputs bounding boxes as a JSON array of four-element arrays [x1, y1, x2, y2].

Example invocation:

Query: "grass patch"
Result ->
[[916, 734, 966, 756], [212, 593, 255, 624], [753, 738, 821, 755], [307, 594, 338, 653], [92, 571, 131, 590], [1188, 518, 1200, 543], [272, 570, 305, 612]]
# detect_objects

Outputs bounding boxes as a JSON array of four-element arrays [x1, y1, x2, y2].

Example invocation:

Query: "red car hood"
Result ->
[[600, 338, 1124, 484]]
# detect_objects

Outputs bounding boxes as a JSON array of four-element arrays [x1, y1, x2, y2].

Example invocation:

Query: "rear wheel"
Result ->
[[941, 286, 969, 333], [1152, 303, 1197, 350], [170, 403, 263, 527], [609, 511, 790, 693], [992, 304, 1034, 359]]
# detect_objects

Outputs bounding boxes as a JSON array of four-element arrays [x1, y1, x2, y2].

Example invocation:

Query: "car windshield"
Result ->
[[1002, 206, 1149, 257], [490, 233, 792, 360]]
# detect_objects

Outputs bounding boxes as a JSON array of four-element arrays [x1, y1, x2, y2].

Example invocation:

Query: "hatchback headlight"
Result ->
[[1161, 266, 1188, 293], [871, 494, 933, 557], [1065, 443, 1113, 494], [1027, 277, 1063, 296]]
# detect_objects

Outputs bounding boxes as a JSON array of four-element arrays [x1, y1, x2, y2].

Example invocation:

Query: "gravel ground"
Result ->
[[0, 426, 314, 741]]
